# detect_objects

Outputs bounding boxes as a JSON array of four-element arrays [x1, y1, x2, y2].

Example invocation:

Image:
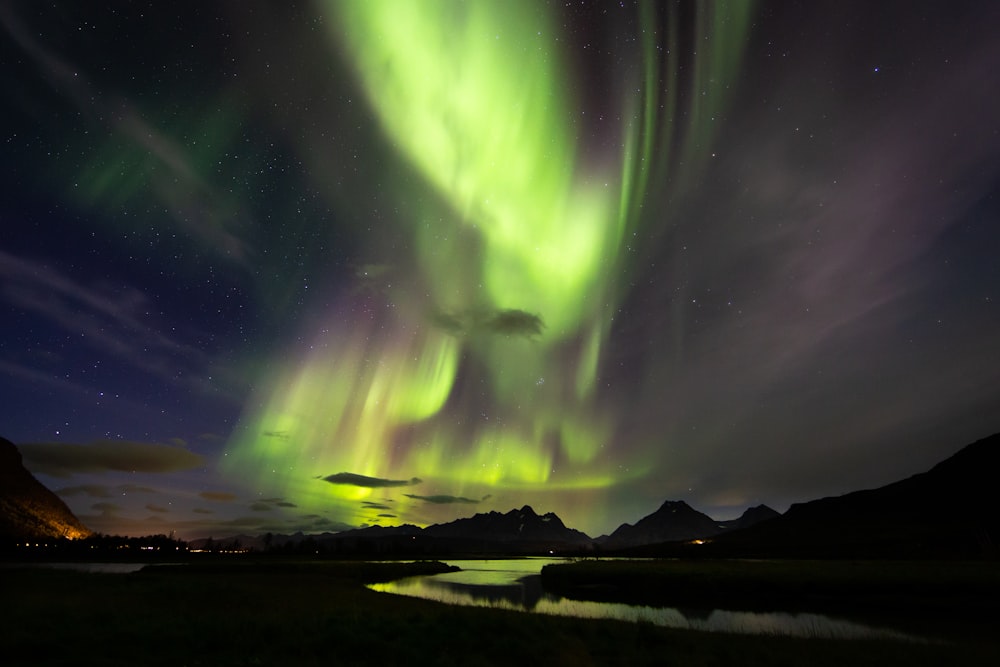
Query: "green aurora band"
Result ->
[[221, 0, 755, 529]]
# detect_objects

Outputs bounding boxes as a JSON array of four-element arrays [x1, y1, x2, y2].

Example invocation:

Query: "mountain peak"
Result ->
[[733, 504, 781, 529], [604, 499, 720, 548], [657, 499, 692, 512]]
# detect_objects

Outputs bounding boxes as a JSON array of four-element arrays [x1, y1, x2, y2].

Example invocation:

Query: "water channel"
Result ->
[[368, 558, 919, 641], [0, 561, 153, 573]]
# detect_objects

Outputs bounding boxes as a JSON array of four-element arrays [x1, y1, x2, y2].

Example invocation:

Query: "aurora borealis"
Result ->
[[2, 1, 999, 539]]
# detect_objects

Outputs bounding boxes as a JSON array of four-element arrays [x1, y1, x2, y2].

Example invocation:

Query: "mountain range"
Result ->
[[598, 501, 780, 549], [2, 433, 997, 558], [239, 505, 595, 555], [188, 502, 778, 555]]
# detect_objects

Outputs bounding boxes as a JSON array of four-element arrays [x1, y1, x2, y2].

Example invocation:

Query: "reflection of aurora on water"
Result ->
[[368, 560, 919, 641], [222, 1, 756, 531]]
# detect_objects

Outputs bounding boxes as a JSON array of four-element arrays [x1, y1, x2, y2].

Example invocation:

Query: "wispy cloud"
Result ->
[[57, 484, 158, 498], [247, 497, 297, 511], [0, 250, 216, 388], [0, 5, 253, 265], [361, 501, 392, 510]]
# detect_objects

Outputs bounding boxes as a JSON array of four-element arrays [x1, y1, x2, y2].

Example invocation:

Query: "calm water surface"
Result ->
[[369, 558, 918, 640], [2, 562, 151, 573]]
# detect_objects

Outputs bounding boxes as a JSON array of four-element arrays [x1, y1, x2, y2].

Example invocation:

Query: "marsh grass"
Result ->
[[541, 558, 1000, 644], [1, 560, 996, 666]]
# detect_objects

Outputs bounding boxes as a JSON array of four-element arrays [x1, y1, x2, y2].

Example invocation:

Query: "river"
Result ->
[[368, 558, 919, 641]]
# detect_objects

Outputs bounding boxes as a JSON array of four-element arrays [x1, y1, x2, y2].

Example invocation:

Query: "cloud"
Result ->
[[57, 484, 113, 498], [403, 493, 482, 505], [0, 250, 216, 389], [123, 484, 158, 494], [90, 502, 120, 516], [486, 309, 544, 337], [377, 513, 397, 518], [57, 484, 158, 498], [145, 504, 169, 513], [199, 491, 237, 502], [321, 472, 422, 488], [430, 308, 544, 338], [20, 440, 203, 478], [192, 508, 213, 514], [0, 359, 92, 397], [244, 497, 297, 511], [0, 8, 254, 266], [361, 501, 392, 510], [309, 517, 355, 531], [429, 310, 466, 335]]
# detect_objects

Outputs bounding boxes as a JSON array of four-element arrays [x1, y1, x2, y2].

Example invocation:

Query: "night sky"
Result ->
[[2, 1, 998, 540]]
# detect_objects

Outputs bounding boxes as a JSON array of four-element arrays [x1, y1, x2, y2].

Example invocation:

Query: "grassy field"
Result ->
[[1, 559, 997, 666], [541, 558, 1000, 646]]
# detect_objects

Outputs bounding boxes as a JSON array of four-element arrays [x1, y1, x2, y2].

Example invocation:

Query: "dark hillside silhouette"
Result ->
[[601, 500, 723, 548], [0, 437, 91, 541], [708, 433, 1000, 558]]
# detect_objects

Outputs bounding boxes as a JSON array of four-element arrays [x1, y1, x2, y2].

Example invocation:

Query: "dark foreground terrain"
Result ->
[[1, 559, 997, 666], [541, 559, 1000, 646]]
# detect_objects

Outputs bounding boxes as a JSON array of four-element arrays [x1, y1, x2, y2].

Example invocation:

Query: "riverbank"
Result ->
[[540, 558, 1000, 646], [2, 560, 996, 665]]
